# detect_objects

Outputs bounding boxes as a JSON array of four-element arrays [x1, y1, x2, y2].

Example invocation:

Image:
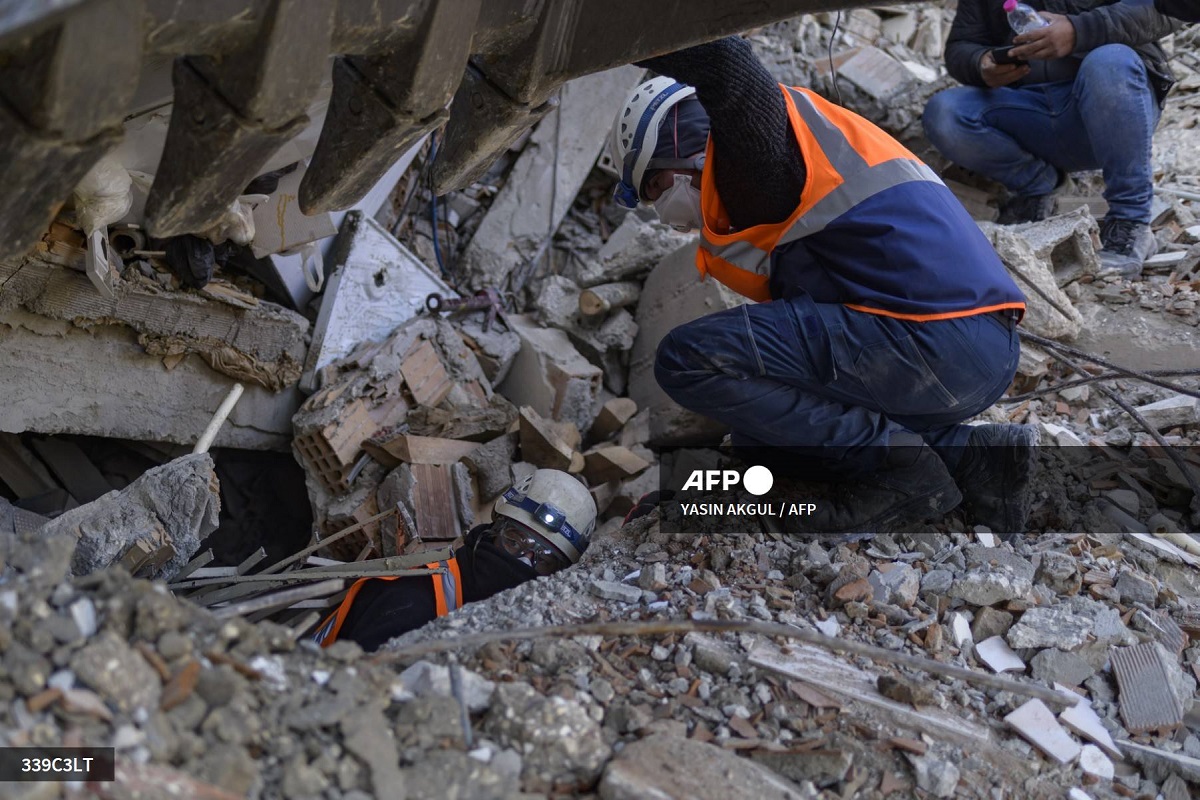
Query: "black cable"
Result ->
[[828, 11, 844, 105]]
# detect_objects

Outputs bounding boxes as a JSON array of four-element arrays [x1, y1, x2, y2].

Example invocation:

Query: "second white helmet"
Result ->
[[610, 76, 698, 208]]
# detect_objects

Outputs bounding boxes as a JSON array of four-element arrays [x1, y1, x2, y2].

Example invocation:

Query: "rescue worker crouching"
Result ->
[[312, 469, 597, 652], [611, 36, 1039, 535]]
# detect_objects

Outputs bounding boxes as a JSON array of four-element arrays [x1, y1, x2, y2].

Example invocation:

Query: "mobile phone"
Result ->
[[990, 45, 1027, 66]]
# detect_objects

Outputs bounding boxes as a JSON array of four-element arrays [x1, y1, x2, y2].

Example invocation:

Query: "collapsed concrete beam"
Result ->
[[35, 453, 220, 580], [0, 256, 309, 391], [0, 309, 301, 450], [457, 66, 643, 292]]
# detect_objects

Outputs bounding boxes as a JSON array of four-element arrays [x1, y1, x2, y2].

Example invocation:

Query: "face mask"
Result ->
[[654, 174, 703, 232]]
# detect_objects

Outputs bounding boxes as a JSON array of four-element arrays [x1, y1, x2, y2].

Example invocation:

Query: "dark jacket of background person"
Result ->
[[1154, 0, 1200, 20], [945, 0, 1178, 105]]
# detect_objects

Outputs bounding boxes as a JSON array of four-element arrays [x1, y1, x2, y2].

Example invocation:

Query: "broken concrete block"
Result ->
[[37, 453, 219, 580], [300, 213, 454, 392], [948, 568, 1032, 606], [590, 397, 638, 442], [829, 46, 915, 102], [461, 433, 518, 503], [1010, 597, 1136, 664], [589, 579, 642, 604], [906, 754, 959, 798], [1133, 395, 1200, 431], [567, 213, 693, 288], [608, 465, 661, 520], [458, 66, 643, 292], [535, 275, 585, 331], [582, 446, 650, 485], [457, 316, 521, 386], [519, 406, 582, 473], [1004, 699, 1082, 765], [1030, 648, 1095, 687], [630, 242, 747, 445], [499, 314, 602, 434], [1111, 642, 1186, 733], [950, 612, 973, 649], [981, 224, 1083, 341], [599, 734, 808, 800], [1006, 208, 1101, 285], [867, 563, 920, 609]]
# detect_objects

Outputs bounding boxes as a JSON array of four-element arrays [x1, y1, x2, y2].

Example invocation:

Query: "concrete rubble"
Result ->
[[2, 5, 1200, 800]]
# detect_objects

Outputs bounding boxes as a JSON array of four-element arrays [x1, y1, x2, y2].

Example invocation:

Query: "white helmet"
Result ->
[[610, 76, 700, 208], [494, 469, 597, 564]]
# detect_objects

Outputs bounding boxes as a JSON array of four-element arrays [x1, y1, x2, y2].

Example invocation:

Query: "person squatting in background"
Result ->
[[609, 36, 1038, 535]]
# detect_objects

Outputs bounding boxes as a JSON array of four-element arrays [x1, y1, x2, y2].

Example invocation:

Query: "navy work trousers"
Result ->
[[654, 294, 1019, 477]]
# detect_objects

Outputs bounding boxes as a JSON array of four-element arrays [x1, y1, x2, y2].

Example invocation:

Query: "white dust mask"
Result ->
[[654, 174, 703, 232]]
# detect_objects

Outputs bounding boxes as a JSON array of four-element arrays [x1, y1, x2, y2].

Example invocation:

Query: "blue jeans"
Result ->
[[654, 294, 1019, 478], [922, 45, 1160, 223]]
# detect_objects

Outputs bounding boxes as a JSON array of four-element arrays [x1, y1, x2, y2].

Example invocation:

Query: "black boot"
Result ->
[[952, 424, 1039, 534], [782, 434, 962, 535]]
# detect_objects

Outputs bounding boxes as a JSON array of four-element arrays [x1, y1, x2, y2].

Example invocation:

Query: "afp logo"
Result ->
[[681, 465, 774, 496]]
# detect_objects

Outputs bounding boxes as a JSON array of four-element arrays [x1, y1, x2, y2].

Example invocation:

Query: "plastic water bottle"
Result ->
[[1004, 0, 1050, 34]]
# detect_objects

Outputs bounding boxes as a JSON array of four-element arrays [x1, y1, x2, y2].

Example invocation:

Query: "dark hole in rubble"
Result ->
[[204, 448, 312, 565], [0, 432, 311, 568], [373, 268, 387, 287], [110, 232, 138, 255]]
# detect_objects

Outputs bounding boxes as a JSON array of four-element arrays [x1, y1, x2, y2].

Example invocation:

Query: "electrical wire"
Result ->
[[828, 10, 844, 106]]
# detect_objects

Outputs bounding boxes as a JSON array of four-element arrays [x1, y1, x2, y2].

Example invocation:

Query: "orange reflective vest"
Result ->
[[696, 85, 1026, 321], [311, 557, 464, 648]]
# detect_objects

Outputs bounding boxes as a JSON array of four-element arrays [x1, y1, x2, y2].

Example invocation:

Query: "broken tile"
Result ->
[[1004, 699, 1081, 765], [949, 612, 972, 648], [975, 636, 1025, 673], [1079, 744, 1113, 781]]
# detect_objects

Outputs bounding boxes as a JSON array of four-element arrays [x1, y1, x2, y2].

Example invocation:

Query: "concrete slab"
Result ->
[[0, 310, 299, 450], [301, 213, 453, 392], [0, 257, 309, 392], [458, 65, 643, 291]]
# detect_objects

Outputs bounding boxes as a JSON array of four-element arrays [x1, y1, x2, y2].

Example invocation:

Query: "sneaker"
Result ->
[[997, 193, 1055, 225], [783, 435, 962, 534], [952, 423, 1039, 535], [1097, 218, 1157, 279]]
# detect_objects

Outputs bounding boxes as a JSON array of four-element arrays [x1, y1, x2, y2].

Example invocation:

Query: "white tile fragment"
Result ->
[[1004, 699, 1082, 765], [976, 635, 1026, 673], [1079, 745, 1113, 781]]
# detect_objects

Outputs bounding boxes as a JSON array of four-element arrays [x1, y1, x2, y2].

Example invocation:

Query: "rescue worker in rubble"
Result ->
[[610, 36, 1038, 534], [312, 469, 596, 651]]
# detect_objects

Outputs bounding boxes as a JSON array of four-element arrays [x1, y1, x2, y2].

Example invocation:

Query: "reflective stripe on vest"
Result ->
[[695, 86, 945, 302], [312, 558, 464, 648]]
